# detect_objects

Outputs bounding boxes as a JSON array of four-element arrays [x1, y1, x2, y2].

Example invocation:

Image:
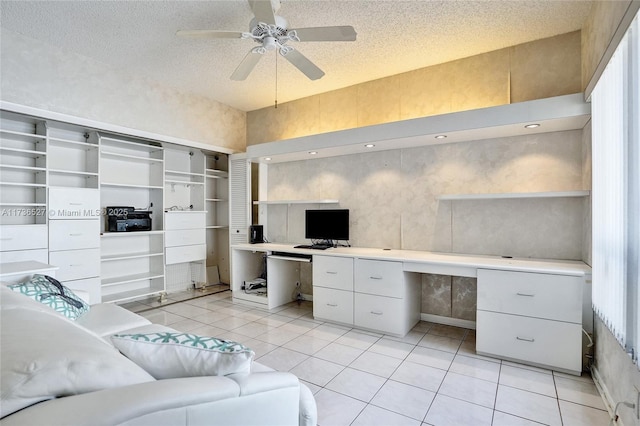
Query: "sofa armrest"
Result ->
[[1, 377, 239, 426]]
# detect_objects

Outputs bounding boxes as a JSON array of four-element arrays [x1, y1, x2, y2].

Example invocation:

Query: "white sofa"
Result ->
[[0, 285, 317, 426]]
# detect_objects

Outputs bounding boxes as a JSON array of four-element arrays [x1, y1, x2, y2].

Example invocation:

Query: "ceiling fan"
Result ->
[[176, 0, 357, 81]]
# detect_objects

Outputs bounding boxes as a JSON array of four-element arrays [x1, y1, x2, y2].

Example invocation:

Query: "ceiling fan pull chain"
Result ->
[[275, 51, 278, 109]]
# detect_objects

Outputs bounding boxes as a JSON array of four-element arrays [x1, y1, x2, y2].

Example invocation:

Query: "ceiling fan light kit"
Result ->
[[177, 0, 357, 81]]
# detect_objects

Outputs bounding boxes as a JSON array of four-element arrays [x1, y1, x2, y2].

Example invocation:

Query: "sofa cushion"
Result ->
[[7, 274, 89, 320], [0, 304, 155, 418], [75, 303, 151, 337], [111, 332, 255, 379]]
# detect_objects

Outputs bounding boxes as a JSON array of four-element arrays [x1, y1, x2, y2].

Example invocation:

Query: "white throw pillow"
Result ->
[[0, 306, 155, 418], [111, 332, 255, 379]]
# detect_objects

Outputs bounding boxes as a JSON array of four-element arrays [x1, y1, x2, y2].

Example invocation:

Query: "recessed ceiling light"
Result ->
[[435, 135, 447, 139], [364, 144, 375, 148], [309, 151, 318, 155], [524, 124, 540, 129], [264, 157, 272, 161]]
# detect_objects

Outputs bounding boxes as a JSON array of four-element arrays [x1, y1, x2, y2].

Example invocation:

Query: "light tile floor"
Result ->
[[122, 291, 610, 426]]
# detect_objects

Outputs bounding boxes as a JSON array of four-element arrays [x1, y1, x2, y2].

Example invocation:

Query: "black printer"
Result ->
[[106, 206, 152, 232]]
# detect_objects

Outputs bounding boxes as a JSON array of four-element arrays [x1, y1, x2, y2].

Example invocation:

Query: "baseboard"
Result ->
[[420, 313, 476, 330], [591, 365, 617, 422]]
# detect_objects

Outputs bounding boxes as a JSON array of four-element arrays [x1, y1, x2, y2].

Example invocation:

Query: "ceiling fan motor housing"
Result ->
[[249, 16, 290, 44]]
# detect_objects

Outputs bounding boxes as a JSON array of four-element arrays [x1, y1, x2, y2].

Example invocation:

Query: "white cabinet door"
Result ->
[[49, 248, 100, 281], [476, 310, 582, 374], [165, 212, 206, 230], [228, 155, 249, 245], [49, 220, 99, 251], [313, 286, 354, 325], [313, 255, 354, 291], [355, 293, 404, 335], [355, 259, 403, 297], [477, 269, 583, 323], [48, 187, 100, 219], [165, 229, 206, 247], [0, 225, 48, 251]]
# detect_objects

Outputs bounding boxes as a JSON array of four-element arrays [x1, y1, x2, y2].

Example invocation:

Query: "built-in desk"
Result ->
[[232, 243, 591, 374]]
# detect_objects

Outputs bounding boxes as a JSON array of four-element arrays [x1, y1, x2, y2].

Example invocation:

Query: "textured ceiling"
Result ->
[[0, 0, 593, 112]]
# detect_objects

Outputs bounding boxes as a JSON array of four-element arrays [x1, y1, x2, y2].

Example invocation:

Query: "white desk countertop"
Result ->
[[232, 243, 591, 277]]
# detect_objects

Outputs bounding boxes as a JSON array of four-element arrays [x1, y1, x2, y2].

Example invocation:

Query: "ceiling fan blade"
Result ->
[[248, 0, 276, 25], [230, 49, 264, 81], [176, 30, 245, 39], [280, 48, 325, 80], [291, 26, 357, 42]]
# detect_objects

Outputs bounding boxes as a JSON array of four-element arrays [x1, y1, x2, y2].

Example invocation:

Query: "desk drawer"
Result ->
[[165, 229, 205, 247], [49, 248, 100, 281], [313, 287, 353, 325], [355, 259, 404, 298], [48, 187, 100, 219], [0, 225, 47, 251], [49, 220, 99, 251], [477, 269, 583, 323], [312, 255, 353, 291], [165, 212, 206, 230], [166, 244, 206, 264], [355, 293, 404, 335], [476, 310, 581, 373]]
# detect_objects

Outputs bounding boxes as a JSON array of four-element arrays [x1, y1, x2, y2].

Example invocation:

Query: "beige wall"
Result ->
[[263, 130, 585, 320], [247, 31, 581, 145], [581, 0, 633, 91]]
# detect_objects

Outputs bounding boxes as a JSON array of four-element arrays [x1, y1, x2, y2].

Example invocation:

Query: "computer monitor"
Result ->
[[304, 209, 349, 242]]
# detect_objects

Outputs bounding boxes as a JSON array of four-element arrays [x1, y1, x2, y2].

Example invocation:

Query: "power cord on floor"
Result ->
[[610, 401, 636, 425]]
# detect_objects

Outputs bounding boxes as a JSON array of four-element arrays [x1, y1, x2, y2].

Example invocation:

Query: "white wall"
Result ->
[[0, 29, 245, 152]]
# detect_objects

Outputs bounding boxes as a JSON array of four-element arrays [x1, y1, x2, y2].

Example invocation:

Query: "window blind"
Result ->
[[591, 12, 639, 365]]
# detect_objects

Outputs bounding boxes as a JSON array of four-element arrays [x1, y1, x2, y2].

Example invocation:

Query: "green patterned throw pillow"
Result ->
[[111, 332, 255, 379], [8, 275, 90, 320]]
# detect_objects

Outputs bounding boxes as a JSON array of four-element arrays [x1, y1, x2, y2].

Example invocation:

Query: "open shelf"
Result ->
[[253, 199, 339, 205], [206, 169, 228, 179], [101, 272, 165, 288], [436, 190, 591, 201], [165, 179, 204, 186], [102, 287, 164, 303], [49, 169, 98, 178], [206, 225, 228, 229], [101, 251, 164, 262], [0, 146, 46, 157], [100, 230, 164, 238], [0, 182, 47, 188], [0, 164, 46, 172], [100, 150, 164, 164], [48, 137, 98, 150], [100, 182, 163, 190]]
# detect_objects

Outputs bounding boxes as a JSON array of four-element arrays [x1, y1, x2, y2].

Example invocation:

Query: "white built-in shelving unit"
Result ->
[[99, 135, 165, 303], [0, 112, 48, 264], [205, 154, 230, 284], [0, 107, 232, 304], [164, 147, 207, 291]]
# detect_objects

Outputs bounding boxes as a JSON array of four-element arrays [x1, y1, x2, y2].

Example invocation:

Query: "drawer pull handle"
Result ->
[[516, 292, 535, 297], [370, 276, 383, 280], [69, 233, 83, 237], [326, 303, 338, 307], [326, 271, 338, 275], [370, 311, 383, 315], [516, 336, 535, 343]]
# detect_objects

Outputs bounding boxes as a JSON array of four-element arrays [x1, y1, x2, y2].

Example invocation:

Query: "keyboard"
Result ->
[[294, 244, 330, 250]]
